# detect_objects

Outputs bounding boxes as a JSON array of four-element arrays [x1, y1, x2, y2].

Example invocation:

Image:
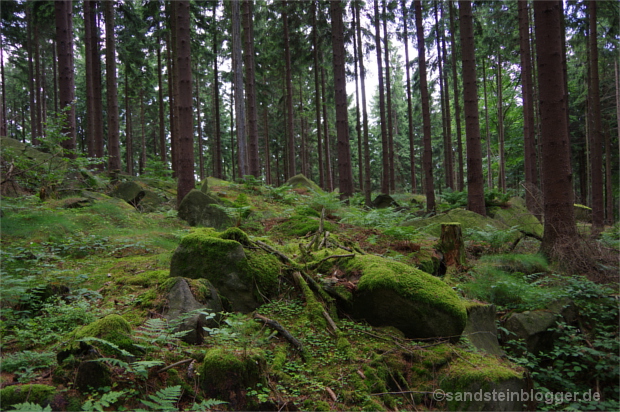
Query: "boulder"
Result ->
[[335, 255, 467, 340], [488, 197, 543, 239], [164, 277, 223, 344], [200, 178, 209, 193], [177, 189, 231, 229], [371, 194, 400, 209], [462, 304, 504, 356], [169, 228, 281, 312], [72, 314, 138, 355], [503, 310, 557, 354], [109, 181, 165, 212], [74, 360, 112, 391], [285, 174, 322, 192], [0, 384, 58, 410]]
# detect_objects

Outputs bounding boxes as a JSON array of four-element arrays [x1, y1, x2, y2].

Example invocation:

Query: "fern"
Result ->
[[78, 336, 134, 357], [189, 399, 228, 411], [82, 390, 128, 412], [130, 360, 165, 379], [134, 318, 191, 351], [135, 385, 182, 411], [8, 403, 52, 412]]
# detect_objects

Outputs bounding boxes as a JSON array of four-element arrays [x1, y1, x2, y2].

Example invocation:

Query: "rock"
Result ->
[[177, 189, 231, 229], [164, 277, 223, 344], [109, 181, 165, 212], [574, 204, 592, 223], [200, 347, 266, 410], [337, 255, 467, 340], [285, 174, 322, 192], [371, 194, 400, 209], [61, 197, 94, 209], [488, 197, 543, 239], [72, 314, 138, 355], [200, 179, 209, 193], [503, 310, 558, 354], [546, 297, 578, 325], [444, 377, 526, 411], [74, 360, 112, 392], [169, 228, 281, 312], [462, 304, 504, 356], [0, 384, 58, 410]]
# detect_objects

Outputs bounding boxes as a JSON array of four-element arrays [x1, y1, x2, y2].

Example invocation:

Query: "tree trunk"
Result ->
[[440, 2, 454, 190], [55, 0, 76, 155], [140, 91, 146, 176], [125, 70, 133, 175], [232, 0, 247, 178], [497, 51, 506, 193], [482, 59, 493, 189], [375, 0, 389, 195], [84, 0, 95, 157], [166, 29, 177, 176], [195, 68, 204, 181], [105, 0, 121, 171], [312, 1, 324, 189], [283, 1, 295, 179], [34, 23, 42, 142], [402, 0, 416, 195], [263, 104, 271, 185], [175, 0, 195, 206], [356, 1, 372, 205], [352, 4, 363, 193], [518, 0, 539, 216], [383, 0, 395, 193], [157, 33, 166, 163], [459, 0, 485, 216], [533, 0, 577, 255], [321, 63, 334, 192], [27, 4, 37, 145], [90, 1, 104, 165], [588, 0, 604, 232], [243, 0, 260, 178], [414, 0, 435, 212], [0, 33, 6, 137], [440, 223, 466, 267], [449, 2, 464, 191], [330, 0, 354, 199], [212, 1, 222, 179], [435, 1, 453, 190]]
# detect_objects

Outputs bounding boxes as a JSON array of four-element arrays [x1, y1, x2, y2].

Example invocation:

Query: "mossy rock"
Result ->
[[72, 314, 136, 355], [109, 181, 165, 212], [339, 255, 467, 340], [200, 347, 266, 410], [169, 228, 282, 312], [488, 197, 543, 238], [0, 384, 57, 410], [199, 179, 209, 193], [177, 189, 231, 229], [503, 310, 559, 355], [462, 304, 504, 356], [574, 204, 592, 223], [272, 215, 337, 237], [74, 360, 112, 392], [285, 174, 322, 192], [371, 194, 400, 209], [440, 351, 525, 411]]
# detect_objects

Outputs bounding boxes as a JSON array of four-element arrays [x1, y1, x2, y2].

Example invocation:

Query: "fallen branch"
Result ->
[[322, 310, 339, 335], [325, 386, 338, 402], [157, 358, 193, 374], [253, 240, 294, 265], [307, 253, 355, 271], [254, 313, 304, 353]]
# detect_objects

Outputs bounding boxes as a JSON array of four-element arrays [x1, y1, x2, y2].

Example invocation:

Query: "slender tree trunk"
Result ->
[[175, 0, 195, 205], [166, 30, 176, 176], [533, 0, 577, 255], [375, 0, 389, 194], [482, 59, 493, 189], [497, 51, 506, 193], [588, 0, 604, 232], [55, 0, 76, 155], [140, 91, 146, 175], [352, 4, 363, 193], [312, 1, 325, 189], [435, 1, 453, 190], [105, 1, 121, 171], [518, 0, 539, 216], [195, 69, 204, 181], [383, 0, 395, 192], [170, 5, 180, 178], [283, 1, 295, 179], [355, 1, 372, 204], [90, 2, 104, 164], [263, 104, 271, 185], [449, 2, 464, 191], [125, 71, 133, 176], [157, 35, 166, 163], [330, 0, 354, 199], [459, 0, 485, 216], [84, 0, 95, 158], [34, 24, 42, 142], [213, 1, 222, 179], [401, 0, 416, 194], [440, 2, 454, 190], [321, 63, 334, 191], [27, 5, 37, 145], [604, 123, 613, 224], [0, 33, 6, 137], [415, 0, 435, 212], [243, 0, 260, 178]]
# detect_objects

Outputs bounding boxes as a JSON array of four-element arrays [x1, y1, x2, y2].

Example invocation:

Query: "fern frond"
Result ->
[[137, 385, 182, 411], [8, 403, 52, 412], [78, 336, 134, 357]]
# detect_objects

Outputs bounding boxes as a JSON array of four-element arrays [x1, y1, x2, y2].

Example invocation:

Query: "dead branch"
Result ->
[[322, 310, 339, 335], [325, 386, 338, 402], [307, 253, 355, 271], [157, 358, 193, 374], [254, 313, 304, 352], [253, 240, 294, 265]]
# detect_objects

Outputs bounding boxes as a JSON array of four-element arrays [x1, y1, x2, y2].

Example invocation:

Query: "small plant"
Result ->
[[1, 351, 57, 383], [265, 184, 298, 204], [464, 224, 519, 254]]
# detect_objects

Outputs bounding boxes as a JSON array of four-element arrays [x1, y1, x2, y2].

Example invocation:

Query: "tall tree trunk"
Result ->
[[263, 104, 271, 185], [125, 70, 133, 175], [383, 0, 395, 192], [84, 0, 95, 157], [401, 0, 416, 194], [449, 1, 464, 191], [195, 68, 204, 181], [588, 0, 604, 232], [34, 24, 42, 142], [0, 33, 6, 137], [55, 0, 76, 155], [482, 59, 493, 189], [459, 0, 485, 216], [330, 0, 354, 199], [604, 123, 613, 224], [232, 0, 247, 178], [243, 0, 260, 178], [157, 35, 166, 163], [140, 90, 146, 175], [518, 0, 539, 216], [534, 0, 577, 256], [375, 0, 389, 194], [312, 1, 324, 189], [212, 1, 222, 178], [352, 4, 363, 193], [497, 51, 506, 192], [27, 4, 37, 145], [170, 5, 180, 178], [105, 1, 121, 171], [321, 63, 334, 191], [90, 1, 104, 165], [283, 1, 295, 179], [439, 2, 454, 190], [414, 0, 435, 212], [356, 2, 371, 203], [435, 1, 453, 190], [166, 30, 176, 176], [175, 0, 195, 206]]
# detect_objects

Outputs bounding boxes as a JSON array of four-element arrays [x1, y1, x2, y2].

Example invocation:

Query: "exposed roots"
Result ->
[[549, 236, 619, 284]]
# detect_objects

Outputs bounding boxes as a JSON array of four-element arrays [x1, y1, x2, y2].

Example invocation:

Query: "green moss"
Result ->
[[404, 208, 510, 238], [441, 350, 523, 391], [274, 215, 337, 237], [243, 250, 281, 293], [343, 255, 467, 327], [0, 384, 56, 409], [488, 197, 543, 238], [72, 314, 135, 354], [219, 226, 250, 245], [115, 269, 169, 287]]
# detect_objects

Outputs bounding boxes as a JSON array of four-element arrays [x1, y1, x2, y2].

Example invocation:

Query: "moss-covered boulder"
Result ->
[[200, 178, 209, 193], [462, 304, 504, 356], [164, 277, 222, 344], [272, 214, 337, 237], [371, 194, 400, 209], [488, 197, 543, 238], [0, 384, 58, 410], [109, 181, 165, 212], [74, 360, 112, 392], [285, 174, 322, 192], [177, 189, 231, 229], [72, 314, 136, 355], [338, 255, 467, 340], [503, 310, 558, 354], [403, 208, 513, 239], [200, 347, 266, 410], [169, 228, 281, 312]]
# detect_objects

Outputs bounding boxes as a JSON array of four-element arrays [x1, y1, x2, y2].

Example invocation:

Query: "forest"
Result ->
[[0, 0, 619, 411]]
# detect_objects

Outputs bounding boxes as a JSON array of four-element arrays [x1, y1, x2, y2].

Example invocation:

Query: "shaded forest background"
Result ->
[[0, 0, 618, 222]]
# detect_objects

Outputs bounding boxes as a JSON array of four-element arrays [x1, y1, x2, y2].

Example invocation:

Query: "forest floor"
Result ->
[[0, 171, 618, 412]]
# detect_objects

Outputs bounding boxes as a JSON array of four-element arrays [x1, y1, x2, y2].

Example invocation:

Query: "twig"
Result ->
[[254, 313, 304, 352], [253, 240, 294, 264], [157, 358, 193, 374], [322, 310, 339, 334], [307, 253, 355, 270], [325, 386, 338, 402]]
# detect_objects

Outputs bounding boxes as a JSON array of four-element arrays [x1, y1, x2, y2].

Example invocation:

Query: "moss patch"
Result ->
[[72, 314, 135, 354], [403, 208, 510, 238], [0, 384, 57, 410], [273, 215, 337, 237], [488, 197, 543, 238]]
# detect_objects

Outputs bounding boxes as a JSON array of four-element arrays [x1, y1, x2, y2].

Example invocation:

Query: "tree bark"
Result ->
[[414, 0, 435, 212], [175, 0, 195, 206], [27, 4, 37, 145], [497, 51, 506, 192], [440, 223, 466, 267], [55, 0, 77, 154], [283, 1, 295, 179], [125, 70, 133, 175], [157, 33, 166, 163], [449, 2, 464, 191], [402, 0, 416, 195], [352, 4, 363, 193], [330, 0, 354, 199], [243, 0, 260, 178], [383, 0, 395, 193], [356, 1, 372, 204], [321, 62, 334, 192], [84, 0, 95, 157], [212, 1, 223, 179], [195, 69, 204, 181], [312, 1, 324, 189], [459, 0, 485, 216], [533, 0, 577, 255], [105, 0, 121, 171], [482, 59, 493, 189], [375, 0, 390, 195], [439, 2, 454, 191]]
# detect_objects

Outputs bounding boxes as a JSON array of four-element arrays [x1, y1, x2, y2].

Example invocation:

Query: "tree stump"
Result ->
[[439, 223, 466, 267]]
